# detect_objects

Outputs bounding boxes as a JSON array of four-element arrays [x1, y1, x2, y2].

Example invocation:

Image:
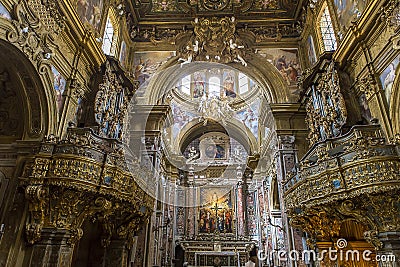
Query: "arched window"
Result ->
[[181, 75, 191, 95], [102, 17, 114, 55], [102, 11, 119, 56], [319, 6, 337, 51], [238, 72, 249, 94], [209, 77, 220, 97]]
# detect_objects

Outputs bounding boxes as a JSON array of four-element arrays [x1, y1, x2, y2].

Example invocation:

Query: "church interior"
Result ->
[[0, 0, 399, 266]]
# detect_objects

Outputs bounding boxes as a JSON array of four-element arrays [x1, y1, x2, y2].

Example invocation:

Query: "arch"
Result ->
[[0, 39, 55, 140], [142, 55, 293, 105], [177, 118, 258, 155], [0, 15, 57, 140]]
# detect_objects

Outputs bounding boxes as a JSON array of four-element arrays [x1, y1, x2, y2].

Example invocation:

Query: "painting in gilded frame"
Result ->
[[51, 66, 66, 115], [119, 41, 128, 68], [198, 188, 233, 234], [380, 55, 399, 105]]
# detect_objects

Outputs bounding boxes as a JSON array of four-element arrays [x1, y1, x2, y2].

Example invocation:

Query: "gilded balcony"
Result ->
[[283, 125, 400, 210], [21, 127, 155, 206], [20, 127, 154, 244]]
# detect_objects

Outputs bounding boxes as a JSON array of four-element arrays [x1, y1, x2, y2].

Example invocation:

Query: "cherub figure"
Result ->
[[228, 39, 247, 66], [178, 40, 199, 67]]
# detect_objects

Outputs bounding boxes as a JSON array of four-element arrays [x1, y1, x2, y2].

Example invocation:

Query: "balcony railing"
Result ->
[[21, 127, 155, 208], [283, 125, 400, 210]]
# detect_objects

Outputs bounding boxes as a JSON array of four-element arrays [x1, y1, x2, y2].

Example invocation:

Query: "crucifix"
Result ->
[[210, 201, 223, 233]]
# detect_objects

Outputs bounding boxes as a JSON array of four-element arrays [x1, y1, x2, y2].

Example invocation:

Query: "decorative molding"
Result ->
[[94, 60, 136, 140], [304, 61, 347, 146], [176, 17, 249, 66], [6, 0, 60, 70], [23, 128, 154, 245], [356, 74, 377, 100]]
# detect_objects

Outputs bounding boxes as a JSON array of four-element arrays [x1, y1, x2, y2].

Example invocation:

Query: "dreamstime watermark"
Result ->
[[258, 238, 396, 263]]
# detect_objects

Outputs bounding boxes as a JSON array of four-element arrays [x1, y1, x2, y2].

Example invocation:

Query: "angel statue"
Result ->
[[178, 40, 199, 67], [228, 39, 247, 66]]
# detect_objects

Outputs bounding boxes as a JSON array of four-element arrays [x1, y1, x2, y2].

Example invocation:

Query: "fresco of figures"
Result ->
[[76, 0, 104, 32], [171, 102, 196, 138], [119, 41, 127, 68], [334, 0, 367, 32], [133, 51, 176, 88], [51, 66, 66, 115], [235, 98, 260, 139], [222, 70, 236, 97], [257, 48, 302, 86], [0, 3, 10, 20], [178, 68, 256, 98], [380, 55, 399, 105]]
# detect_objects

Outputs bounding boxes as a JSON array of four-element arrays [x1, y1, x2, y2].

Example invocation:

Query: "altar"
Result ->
[[181, 239, 252, 267], [194, 251, 243, 267]]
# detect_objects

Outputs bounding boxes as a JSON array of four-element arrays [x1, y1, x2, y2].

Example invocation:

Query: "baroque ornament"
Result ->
[[177, 17, 248, 66], [23, 130, 154, 245], [95, 60, 135, 140], [305, 61, 347, 146], [198, 95, 235, 126], [6, 0, 64, 68]]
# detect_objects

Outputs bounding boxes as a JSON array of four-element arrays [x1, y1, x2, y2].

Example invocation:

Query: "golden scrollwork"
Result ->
[[284, 125, 400, 209], [289, 207, 342, 244], [305, 61, 348, 147], [285, 123, 400, 250], [356, 74, 377, 100], [177, 17, 248, 66], [95, 60, 135, 140], [23, 128, 154, 245], [6, 0, 60, 67]]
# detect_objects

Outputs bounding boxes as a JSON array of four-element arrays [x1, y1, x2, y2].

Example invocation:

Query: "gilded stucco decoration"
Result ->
[[23, 127, 154, 245], [356, 74, 377, 100], [176, 17, 249, 66], [284, 124, 400, 249], [95, 60, 136, 140], [6, 0, 64, 65]]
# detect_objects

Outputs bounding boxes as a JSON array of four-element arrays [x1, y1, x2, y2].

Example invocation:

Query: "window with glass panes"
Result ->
[[320, 6, 337, 51], [102, 17, 115, 55]]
